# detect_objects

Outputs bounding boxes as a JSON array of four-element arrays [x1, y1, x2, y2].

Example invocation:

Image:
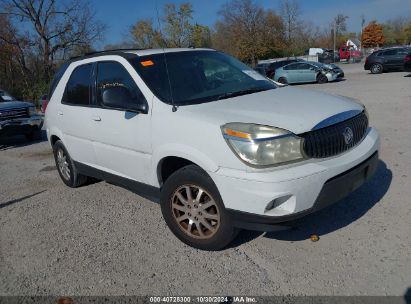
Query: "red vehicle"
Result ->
[[339, 45, 362, 63], [40, 94, 48, 113]]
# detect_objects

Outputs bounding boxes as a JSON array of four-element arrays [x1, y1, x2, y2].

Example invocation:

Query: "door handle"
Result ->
[[92, 115, 101, 122], [57, 111, 63, 116]]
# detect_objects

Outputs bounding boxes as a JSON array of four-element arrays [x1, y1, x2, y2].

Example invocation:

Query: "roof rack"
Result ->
[[69, 48, 144, 60]]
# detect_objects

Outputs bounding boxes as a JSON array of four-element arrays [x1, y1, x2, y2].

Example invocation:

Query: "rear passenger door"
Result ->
[[298, 63, 316, 82], [91, 60, 152, 183], [282, 63, 298, 83], [382, 49, 400, 69], [59, 63, 98, 167]]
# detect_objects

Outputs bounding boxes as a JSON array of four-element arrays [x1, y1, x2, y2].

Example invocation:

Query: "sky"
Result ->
[[89, 0, 411, 48]]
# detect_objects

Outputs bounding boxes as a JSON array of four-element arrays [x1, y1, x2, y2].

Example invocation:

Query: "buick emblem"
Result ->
[[343, 127, 354, 145]]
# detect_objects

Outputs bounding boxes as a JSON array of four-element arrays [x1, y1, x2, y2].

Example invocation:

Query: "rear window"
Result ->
[[49, 62, 69, 99]]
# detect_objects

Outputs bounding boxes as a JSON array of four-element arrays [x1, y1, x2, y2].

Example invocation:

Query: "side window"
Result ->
[[283, 64, 296, 70], [383, 49, 397, 56], [96, 61, 146, 109], [63, 64, 92, 105], [298, 63, 311, 70]]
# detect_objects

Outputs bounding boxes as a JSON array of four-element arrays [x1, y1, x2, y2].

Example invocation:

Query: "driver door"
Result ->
[[91, 60, 152, 184]]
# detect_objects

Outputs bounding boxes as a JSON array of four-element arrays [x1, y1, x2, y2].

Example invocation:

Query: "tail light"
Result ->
[[405, 55, 411, 62]]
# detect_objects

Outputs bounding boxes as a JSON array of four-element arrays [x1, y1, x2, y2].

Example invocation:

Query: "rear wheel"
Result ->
[[371, 63, 383, 74], [317, 73, 328, 84], [53, 140, 88, 188], [160, 165, 237, 250], [25, 128, 42, 141], [278, 77, 288, 84]]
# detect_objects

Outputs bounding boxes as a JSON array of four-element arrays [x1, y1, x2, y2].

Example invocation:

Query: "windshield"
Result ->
[[0, 90, 16, 101], [130, 50, 276, 106]]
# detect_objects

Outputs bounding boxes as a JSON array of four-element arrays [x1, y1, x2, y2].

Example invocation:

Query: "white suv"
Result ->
[[45, 48, 380, 250]]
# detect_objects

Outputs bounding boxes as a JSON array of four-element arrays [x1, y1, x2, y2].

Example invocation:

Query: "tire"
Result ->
[[53, 140, 88, 188], [160, 165, 237, 251], [25, 128, 42, 141], [370, 63, 383, 74], [317, 73, 328, 84], [278, 77, 288, 84]]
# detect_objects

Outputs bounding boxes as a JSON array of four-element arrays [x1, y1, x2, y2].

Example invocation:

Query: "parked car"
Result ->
[[0, 90, 43, 140], [273, 61, 339, 84], [46, 48, 379, 250], [40, 94, 48, 113], [255, 59, 303, 79], [403, 53, 411, 72], [364, 47, 411, 74]]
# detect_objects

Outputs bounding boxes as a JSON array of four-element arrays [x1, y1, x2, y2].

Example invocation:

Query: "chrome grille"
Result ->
[[302, 112, 368, 158], [0, 108, 29, 121]]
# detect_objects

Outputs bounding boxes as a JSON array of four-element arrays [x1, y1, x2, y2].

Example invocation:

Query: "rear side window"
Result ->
[[63, 64, 92, 105], [283, 63, 297, 70]]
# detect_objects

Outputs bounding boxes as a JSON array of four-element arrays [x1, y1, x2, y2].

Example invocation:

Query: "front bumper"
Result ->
[[210, 127, 380, 228], [325, 72, 339, 82], [228, 151, 378, 228], [0, 116, 43, 136]]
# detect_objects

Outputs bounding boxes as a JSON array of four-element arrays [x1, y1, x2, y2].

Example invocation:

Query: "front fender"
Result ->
[[151, 143, 220, 187]]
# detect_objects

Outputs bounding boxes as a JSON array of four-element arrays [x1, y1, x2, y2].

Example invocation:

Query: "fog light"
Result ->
[[265, 194, 292, 212]]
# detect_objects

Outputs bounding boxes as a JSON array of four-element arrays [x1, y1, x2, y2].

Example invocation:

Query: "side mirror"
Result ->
[[102, 86, 147, 113]]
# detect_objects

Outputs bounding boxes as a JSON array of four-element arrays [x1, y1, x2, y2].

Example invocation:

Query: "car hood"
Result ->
[[182, 87, 364, 134], [0, 101, 33, 110]]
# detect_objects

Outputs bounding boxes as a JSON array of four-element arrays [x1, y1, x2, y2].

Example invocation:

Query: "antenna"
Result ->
[[155, 1, 177, 112]]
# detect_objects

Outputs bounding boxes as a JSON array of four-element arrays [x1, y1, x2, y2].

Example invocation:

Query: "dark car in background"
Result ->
[[364, 47, 411, 74], [254, 59, 303, 79], [0, 91, 43, 140], [404, 53, 411, 72]]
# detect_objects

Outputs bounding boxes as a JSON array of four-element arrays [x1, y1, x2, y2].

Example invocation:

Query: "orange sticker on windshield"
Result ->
[[141, 60, 154, 67]]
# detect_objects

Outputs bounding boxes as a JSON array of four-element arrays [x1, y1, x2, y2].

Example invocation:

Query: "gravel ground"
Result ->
[[1, 64, 410, 298]]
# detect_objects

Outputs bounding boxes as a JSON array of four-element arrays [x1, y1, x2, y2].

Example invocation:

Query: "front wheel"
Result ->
[[160, 165, 237, 250], [25, 128, 42, 141], [317, 73, 328, 84]]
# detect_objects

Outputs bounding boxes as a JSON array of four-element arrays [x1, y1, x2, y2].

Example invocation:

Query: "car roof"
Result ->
[[70, 48, 216, 62]]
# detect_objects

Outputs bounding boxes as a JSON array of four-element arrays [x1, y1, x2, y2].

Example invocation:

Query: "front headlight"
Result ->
[[221, 123, 304, 167], [28, 106, 36, 116]]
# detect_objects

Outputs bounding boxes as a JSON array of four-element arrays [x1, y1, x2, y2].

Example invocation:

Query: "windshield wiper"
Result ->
[[217, 87, 270, 100]]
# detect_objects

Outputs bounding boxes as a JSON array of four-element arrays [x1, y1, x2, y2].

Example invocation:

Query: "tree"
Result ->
[[400, 22, 411, 45], [129, 3, 211, 49], [190, 24, 211, 48], [1, 0, 106, 82], [214, 0, 285, 64], [280, 0, 301, 42], [163, 3, 193, 47], [362, 21, 385, 48], [334, 14, 348, 36], [130, 20, 163, 48]]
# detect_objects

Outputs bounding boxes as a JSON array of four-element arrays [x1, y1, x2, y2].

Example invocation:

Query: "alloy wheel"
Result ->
[[57, 148, 71, 181], [170, 184, 221, 240]]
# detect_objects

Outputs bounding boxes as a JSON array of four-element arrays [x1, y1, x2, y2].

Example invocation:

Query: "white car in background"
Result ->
[[45, 48, 379, 250]]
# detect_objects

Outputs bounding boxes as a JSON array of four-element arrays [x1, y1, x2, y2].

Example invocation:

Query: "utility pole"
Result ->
[[360, 15, 365, 51], [333, 22, 336, 63]]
